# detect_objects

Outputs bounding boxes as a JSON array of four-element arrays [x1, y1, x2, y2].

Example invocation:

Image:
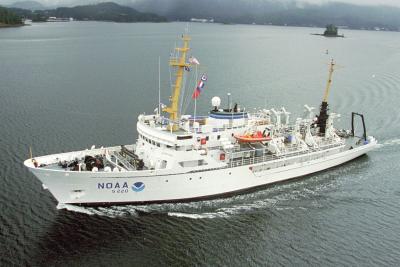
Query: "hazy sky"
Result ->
[[4, 0, 400, 8]]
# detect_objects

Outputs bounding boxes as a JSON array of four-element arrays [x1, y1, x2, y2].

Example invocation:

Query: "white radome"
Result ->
[[212, 96, 221, 108]]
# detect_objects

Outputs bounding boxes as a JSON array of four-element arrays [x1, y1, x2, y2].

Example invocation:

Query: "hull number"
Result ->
[[97, 182, 145, 193]]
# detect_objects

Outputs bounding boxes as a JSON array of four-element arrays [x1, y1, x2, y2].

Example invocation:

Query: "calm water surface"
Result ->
[[1, 22, 400, 266]]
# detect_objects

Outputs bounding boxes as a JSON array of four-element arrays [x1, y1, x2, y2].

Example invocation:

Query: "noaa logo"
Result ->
[[132, 182, 145, 192]]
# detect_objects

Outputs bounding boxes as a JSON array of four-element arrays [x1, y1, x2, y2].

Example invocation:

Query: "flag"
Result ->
[[189, 56, 200, 65], [192, 74, 207, 99]]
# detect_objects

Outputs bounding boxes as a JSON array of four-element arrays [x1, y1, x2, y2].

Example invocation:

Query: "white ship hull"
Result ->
[[24, 140, 377, 206]]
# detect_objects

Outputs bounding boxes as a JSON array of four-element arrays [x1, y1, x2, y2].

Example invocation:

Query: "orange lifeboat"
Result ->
[[234, 131, 271, 143]]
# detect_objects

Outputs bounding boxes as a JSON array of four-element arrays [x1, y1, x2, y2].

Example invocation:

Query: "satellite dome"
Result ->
[[211, 96, 221, 108]]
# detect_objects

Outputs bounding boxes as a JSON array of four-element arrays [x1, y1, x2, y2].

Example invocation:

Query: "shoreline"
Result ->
[[310, 33, 345, 37], [0, 23, 26, 28]]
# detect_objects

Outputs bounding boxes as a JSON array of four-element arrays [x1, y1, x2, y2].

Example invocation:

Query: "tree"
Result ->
[[324, 24, 338, 36], [0, 7, 23, 25]]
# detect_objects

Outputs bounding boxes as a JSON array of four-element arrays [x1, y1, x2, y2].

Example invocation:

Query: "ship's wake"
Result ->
[[382, 138, 400, 146]]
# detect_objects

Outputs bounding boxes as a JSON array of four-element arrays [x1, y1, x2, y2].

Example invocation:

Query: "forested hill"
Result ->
[[132, 0, 400, 31], [0, 6, 23, 26], [5, 0, 400, 31], [10, 2, 167, 23], [50, 2, 166, 22]]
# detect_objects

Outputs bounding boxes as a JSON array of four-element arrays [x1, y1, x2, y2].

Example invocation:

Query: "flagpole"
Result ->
[[194, 64, 198, 133], [158, 56, 161, 116]]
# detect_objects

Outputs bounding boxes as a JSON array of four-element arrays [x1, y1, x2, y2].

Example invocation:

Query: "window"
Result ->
[[177, 135, 193, 140], [160, 160, 167, 169], [178, 160, 208, 167]]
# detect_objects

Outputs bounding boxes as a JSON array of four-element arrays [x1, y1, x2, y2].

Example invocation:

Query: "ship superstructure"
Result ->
[[24, 33, 378, 207]]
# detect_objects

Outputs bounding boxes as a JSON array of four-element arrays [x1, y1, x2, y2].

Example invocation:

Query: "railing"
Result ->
[[188, 123, 249, 134], [107, 151, 136, 171], [228, 142, 345, 169], [152, 114, 271, 134]]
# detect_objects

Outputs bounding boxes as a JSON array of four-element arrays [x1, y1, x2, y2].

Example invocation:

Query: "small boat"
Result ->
[[234, 131, 272, 143]]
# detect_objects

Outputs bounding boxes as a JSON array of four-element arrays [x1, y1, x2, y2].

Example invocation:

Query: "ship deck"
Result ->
[[29, 144, 145, 172]]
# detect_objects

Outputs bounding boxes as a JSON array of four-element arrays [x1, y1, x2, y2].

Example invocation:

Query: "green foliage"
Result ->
[[54, 2, 166, 22], [134, 0, 400, 31], [31, 13, 46, 22], [324, 24, 338, 36], [0, 6, 23, 25], [10, 2, 166, 23]]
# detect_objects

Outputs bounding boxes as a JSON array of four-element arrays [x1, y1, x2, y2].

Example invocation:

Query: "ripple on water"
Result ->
[[1, 24, 400, 266]]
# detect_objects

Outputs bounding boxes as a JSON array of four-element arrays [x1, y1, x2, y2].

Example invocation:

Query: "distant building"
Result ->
[[46, 17, 73, 22], [190, 18, 214, 23]]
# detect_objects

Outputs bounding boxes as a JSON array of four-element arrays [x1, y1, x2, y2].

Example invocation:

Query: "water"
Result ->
[[1, 22, 400, 266]]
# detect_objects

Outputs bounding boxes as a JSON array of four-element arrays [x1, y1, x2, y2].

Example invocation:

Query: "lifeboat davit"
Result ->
[[234, 131, 272, 143]]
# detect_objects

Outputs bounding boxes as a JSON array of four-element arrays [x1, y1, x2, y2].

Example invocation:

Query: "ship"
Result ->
[[46, 17, 73, 22], [24, 33, 378, 207]]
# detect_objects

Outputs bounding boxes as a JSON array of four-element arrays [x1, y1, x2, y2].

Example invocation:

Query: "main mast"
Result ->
[[318, 59, 335, 134], [163, 34, 191, 131]]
